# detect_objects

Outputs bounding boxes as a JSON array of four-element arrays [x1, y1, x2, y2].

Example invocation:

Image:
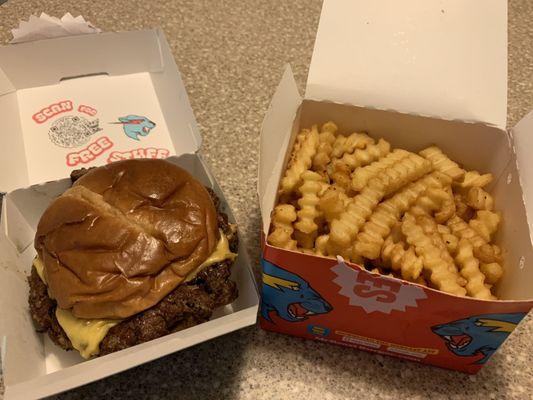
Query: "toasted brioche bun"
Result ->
[[35, 159, 219, 319]]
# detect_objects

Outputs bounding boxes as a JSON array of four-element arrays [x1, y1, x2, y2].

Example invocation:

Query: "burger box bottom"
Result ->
[[0, 154, 259, 400], [0, 30, 259, 400], [257, 66, 533, 374]]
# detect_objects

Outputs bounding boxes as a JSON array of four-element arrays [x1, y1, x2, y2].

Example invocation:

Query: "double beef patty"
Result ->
[[28, 168, 238, 356]]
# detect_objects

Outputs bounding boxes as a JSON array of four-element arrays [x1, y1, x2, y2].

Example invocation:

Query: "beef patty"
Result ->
[[28, 168, 238, 356]]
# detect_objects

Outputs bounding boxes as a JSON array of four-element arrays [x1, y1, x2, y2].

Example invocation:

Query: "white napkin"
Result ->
[[10, 12, 101, 44]]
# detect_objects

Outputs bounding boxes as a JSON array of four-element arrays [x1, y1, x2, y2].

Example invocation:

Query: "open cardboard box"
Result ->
[[258, 0, 533, 373], [0, 30, 259, 399]]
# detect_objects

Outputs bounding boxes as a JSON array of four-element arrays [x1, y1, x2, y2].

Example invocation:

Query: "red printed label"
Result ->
[[66, 136, 113, 166], [106, 147, 170, 163], [78, 104, 97, 116], [32, 100, 73, 124]]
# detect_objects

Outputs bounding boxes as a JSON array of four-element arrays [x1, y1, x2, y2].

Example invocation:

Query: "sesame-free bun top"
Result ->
[[35, 159, 219, 319]]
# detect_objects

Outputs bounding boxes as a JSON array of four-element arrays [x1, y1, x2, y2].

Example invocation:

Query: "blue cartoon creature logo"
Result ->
[[115, 115, 156, 140], [261, 259, 332, 322], [432, 312, 525, 364]]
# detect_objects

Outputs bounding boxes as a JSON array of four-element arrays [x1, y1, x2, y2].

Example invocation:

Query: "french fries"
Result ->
[[267, 121, 505, 299]]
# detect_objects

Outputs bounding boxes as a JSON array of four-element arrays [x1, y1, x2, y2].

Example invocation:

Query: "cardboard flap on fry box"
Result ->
[[306, 0, 507, 129], [512, 111, 533, 244], [258, 65, 302, 233], [0, 29, 202, 193]]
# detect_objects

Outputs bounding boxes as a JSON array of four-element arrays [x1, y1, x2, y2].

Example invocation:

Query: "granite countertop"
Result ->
[[1, 1, 532, 399]]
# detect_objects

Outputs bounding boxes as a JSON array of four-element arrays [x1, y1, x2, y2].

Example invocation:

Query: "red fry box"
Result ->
[[0, 30, 259, 399], [258, 0, 533, 373]]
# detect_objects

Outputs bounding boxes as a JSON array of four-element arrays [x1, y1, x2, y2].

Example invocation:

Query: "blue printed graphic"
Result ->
[[115, 115, 156, 141], [432, 313, 526, 364], [261, 259, 332, 323]]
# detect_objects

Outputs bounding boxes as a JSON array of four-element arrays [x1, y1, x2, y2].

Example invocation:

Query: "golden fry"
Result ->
[[294, 230, 317, 250], [454, 193, 475, 221], [330, 152, 431, 259], [340, 138, 391, 171], [328, 160, 353, 194], [480, 262, 504, 285], [455, 170, 493, 193], [280, 126, 319, 195], [314, 234, 330, 257], [420, 146, 465, 181], [466, 186, 494, 211], [381, 235, 424, 280], [402, 213, 466, 296], [318, 185, 349, 223], [351, 149, 410, 192], [354, 171, 452, 259], [437, 224, 458, 254], [447, 215, 502, 264], [332, 132, 374, 158], [267, 204, 298, 250], [455, 239, 495, 300], [312, 122, 338, 172], [294, 171, 324, 234], [469, 210, 500, 242]]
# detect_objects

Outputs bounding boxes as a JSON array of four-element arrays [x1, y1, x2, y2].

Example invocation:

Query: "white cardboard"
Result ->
[[0, 30, 201, 192], [0, 30, 162, 89], [307, 0, 507, 129], [16, 73, 175, 184], [512, 110, 533, 243], [0, 154, 259, 400], [258, 65, 301, 233], [0, 67, 14, 96]]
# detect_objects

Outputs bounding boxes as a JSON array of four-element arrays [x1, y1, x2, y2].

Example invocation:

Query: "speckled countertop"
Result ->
[[0, 1, 532, 399]]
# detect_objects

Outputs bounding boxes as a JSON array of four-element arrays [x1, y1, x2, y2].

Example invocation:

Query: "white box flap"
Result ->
[[0, 30, 202, 192], [307, 0, 507, 129], [0, 30, 163, 88], [0, 67, 15, 96], [258, 65, 302, 233], [512, 110, 533, 243]]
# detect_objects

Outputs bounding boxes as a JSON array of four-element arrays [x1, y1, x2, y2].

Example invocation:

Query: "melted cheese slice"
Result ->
[[184, 231, 237, 282], [32, 230, 236, 359], [55, 308, 119, 359], [33, 257, 47, 284]]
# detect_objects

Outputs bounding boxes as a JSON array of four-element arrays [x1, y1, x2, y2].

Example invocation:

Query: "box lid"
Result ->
[[0, 29, 202, 192], [306, 0, 507, 129]]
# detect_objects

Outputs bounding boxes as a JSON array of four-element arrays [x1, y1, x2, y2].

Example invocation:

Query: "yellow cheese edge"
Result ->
[[32, 230, 236, 359], [55, 308, 119, 359], [184, 230, 237, 282], [33, 257, 47, 284]]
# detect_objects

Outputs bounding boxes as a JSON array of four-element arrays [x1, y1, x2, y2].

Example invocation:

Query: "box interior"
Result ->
[[0, 30, 201, 193], [259, 86, 533, 302], [0, 154, 259, 397]]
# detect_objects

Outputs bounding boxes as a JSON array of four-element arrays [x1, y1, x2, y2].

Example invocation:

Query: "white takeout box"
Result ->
[[0, 29, 259, 400], [258, 0, 533, 372]]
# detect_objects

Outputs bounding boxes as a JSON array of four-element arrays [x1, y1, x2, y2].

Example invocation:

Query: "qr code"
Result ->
[[48, 115, 101, 148]]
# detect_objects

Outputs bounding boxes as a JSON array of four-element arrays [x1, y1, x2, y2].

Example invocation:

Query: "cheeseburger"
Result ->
[[28, 159, 238, 358]]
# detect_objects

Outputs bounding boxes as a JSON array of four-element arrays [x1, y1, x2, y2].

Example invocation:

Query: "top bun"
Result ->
[[35, 159, 219, 319]]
